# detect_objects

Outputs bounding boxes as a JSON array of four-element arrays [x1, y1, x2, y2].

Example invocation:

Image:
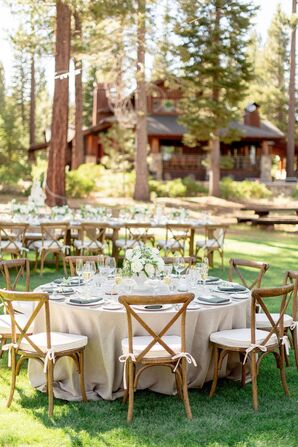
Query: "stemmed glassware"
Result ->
[[76, 259, 84, 281], [173, 256, 185, 278], [105, 256, 117, 276]]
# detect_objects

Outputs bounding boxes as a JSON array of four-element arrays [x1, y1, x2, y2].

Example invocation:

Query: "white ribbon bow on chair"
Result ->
[[243, 344, 267, 365], [44, 348, 56, 373], [281, 336, 291, 356], [2, 343, 18, 367], [172, 352, 197, 372], [119, 353, 136, 389], [290, 321, 297, 331]]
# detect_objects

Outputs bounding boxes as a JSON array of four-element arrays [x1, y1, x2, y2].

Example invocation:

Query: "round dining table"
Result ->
[[29, 280, 250, 401]]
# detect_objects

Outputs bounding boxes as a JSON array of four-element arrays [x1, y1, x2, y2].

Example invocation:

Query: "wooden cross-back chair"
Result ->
[[281, 271, 298, 368], [209, 284, 294, 410], [196, 227, 226, 268], [114, 223, 153, 261], [0, 223, 28, 259], [118, 293, 196, 422], [0, 259, 32, 358], [74, 223, 107, 256], [33, 223, 69, 276], [157, 224, 191, 257], [228, 259, 270, 290], [0, 289, 88, 416], [66, 255, 100, 276]]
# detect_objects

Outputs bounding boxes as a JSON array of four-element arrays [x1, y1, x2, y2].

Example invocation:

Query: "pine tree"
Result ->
[[174, 0, 256, 196], [246, 5, 289, 133]]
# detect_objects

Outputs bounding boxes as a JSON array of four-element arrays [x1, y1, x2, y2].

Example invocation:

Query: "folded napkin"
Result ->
[[53, 278, 64, 284], [205, 276, 220, 283], [198, 295, 230, 304], [144, 304, 163, 310], [218, 285, 247, 292], [40, 286, 55, 293], [69, 297, 102, 305]]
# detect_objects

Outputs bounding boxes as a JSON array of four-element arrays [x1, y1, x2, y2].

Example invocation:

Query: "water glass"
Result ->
[[173, 256, 185, 277], [76, 259, 83, 278]]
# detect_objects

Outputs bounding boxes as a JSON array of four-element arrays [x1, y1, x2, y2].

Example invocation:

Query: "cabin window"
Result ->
[[249, 145, 256, 165], [161, 146, 175, 161]]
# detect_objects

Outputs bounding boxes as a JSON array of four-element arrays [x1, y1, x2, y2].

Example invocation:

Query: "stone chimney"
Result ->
[[244, 102, 260, 128]]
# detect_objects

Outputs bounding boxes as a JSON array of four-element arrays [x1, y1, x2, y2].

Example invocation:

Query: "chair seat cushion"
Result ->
[[156, 240, 181, 250], [32, 240, 63, 251], [19, 332, 88, 353], [210, 328, 278, 348], [256, 313, 293, 329], [115, 239, 136, 249], [196, 239, 220, 249], [122, 335, 181, 359], [74, 240, 103, 250], [0, 314, 33, 335], [0, 241, 23, 251]]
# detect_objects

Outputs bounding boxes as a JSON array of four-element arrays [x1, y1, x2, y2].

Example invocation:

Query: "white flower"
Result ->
[[126, 249, 133, 261], [152, 248, 159, 255], [145, 263, 154, 277], [157, 259, 165, 271], [131, 260, 143, 273]]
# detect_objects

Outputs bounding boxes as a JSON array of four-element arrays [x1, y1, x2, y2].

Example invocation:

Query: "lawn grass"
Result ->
[[0, 226, 297, 447]]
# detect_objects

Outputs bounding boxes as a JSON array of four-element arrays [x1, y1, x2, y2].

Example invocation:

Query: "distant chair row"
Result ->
[[0, 222, 227, 274]]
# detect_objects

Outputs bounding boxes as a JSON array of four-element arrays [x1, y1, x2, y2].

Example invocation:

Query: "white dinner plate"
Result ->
[[195, 298, 231, 306], [132, 304, 173, 312], [49, 294, 65, 301], [66, 297, 104, 307], [187, 302, 201, 310], [102, 303, 123, 311]]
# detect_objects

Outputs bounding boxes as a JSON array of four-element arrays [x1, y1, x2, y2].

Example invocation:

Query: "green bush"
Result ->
[[149, 177, 207, 198], [220, 177, 272, 200], [0, 161, 30, 193], [66, 164, 97, 198], [292, 186, 298, 199]]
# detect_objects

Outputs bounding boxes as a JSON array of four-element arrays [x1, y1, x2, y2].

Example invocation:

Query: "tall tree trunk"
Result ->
[[209, 136, 220, 196], [72, 11, 84, 170], [29, 52, 36, 163], [287, 0, 297, 178], [133, 0, 150, 202], [209, 2, 221, 197], [46, 0, 71, 206]]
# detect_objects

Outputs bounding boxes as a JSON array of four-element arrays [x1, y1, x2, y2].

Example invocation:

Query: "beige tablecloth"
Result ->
[[28, 298, 249, 401]]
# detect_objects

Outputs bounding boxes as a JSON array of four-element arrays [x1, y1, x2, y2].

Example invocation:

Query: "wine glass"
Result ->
[[148, 269, 161, 296], [173, 256, 185, 278], [76, 259, 83, 280], [105, 256, 117, 276]]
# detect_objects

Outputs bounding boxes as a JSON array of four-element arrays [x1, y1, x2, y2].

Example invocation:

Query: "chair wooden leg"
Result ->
[[7, 349, 17, 408], [239, 352, 246, 387], [291, 326, 298, 369], [279, 346, 289, 396], [181, 358, 192, 419], [127, 361, 135, 423], [34, 250, 38, 272], [175, 367, 183, 400], [250, 351, 258, 410], [209, 346, 219, 397], [40, 251, 45, 276], [122, 361, 129, 404], [79, 351, 87, 402], [47, 360, 54, 416]]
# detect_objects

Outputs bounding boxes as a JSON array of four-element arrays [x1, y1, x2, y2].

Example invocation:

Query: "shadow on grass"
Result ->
[[12, 355, 298, 447]]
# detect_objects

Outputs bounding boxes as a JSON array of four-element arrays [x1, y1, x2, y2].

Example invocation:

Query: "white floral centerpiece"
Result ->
[[124, 246, 164, 282]]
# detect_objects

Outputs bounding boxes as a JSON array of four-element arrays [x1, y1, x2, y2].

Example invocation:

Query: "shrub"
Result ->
[[0, 161, 30, 193], [149, 177, 207, 198], [292, 186, 298, 199], [220, 177, 272, 200], [66, 164, 98, 198]]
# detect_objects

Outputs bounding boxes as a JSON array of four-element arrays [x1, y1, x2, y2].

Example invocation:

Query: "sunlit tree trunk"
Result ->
[[72, 11, 84, 169], [29, 52, 36, 163], [46, 0, 71, 206], [133, 0, 150, 201], [287, 0, 297, 178]]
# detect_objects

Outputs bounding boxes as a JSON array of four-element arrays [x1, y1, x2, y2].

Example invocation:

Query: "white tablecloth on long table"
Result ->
[[28, 293, 249, 401]]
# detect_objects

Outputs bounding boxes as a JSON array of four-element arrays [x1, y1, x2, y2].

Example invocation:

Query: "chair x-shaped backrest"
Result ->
[[228, 258, 269, 290], [284, 270, 298, 320], [165, 224, 191, 255], [80, 224, 107, 250], [251, 284, 294, 346], [119, 293, 194, 362], [0, 289, 51, 355], [0, 258, 30, 291], [0, 224, 28, 251], [124, 224, 151, 248], [41, 223, 68, 250]]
